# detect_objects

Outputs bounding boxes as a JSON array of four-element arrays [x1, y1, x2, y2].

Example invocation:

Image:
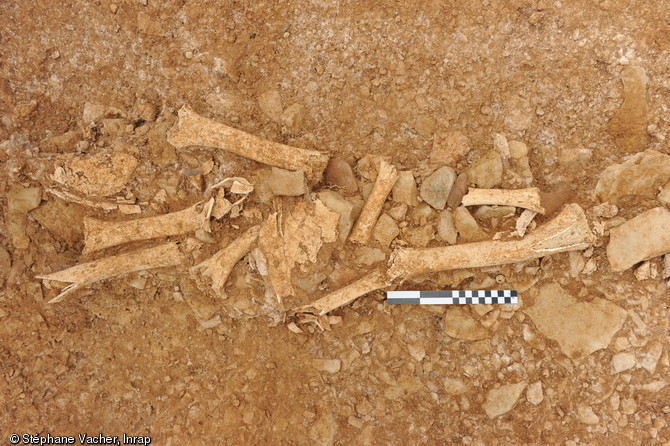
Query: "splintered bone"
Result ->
[[37, 242, 185, 303], [192, 225, 260, 295], [461, 187, 545, 214], [348, 160, 399, 244], [388, 203, 594, 278], [292, 270, 390, 316], [167, 105, 330, 181], [84, 199, 214, 253]]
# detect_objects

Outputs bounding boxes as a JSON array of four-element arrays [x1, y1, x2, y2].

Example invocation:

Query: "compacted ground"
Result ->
[[1, 1, 670, 444]]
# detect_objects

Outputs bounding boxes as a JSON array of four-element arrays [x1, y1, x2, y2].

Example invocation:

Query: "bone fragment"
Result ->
[[84, 199, 214, 253], [192, 225, 260, 295], [389, 203, 594, 278], [514, 209, 538, 237], [349, 161, 399, 244], [462, 187, 545, 214], [37, 242, 185, 303], [293, 270, 390, 316], [46, 188, 118, 211], [168, 105, 330, 181]]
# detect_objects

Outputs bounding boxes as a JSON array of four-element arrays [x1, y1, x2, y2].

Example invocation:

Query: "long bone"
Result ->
[[461, 187, 545, 214]]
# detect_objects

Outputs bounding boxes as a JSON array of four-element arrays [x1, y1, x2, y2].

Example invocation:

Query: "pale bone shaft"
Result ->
[[461, 187, 545, 214], [168, 105, 330, 181], [84, 199, 212, 253], [389, 203, 594, 278], [194, 225, 260, 291], [349, 160, 399, 244]]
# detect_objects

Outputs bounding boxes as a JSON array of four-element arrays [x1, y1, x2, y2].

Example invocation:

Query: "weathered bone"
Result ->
[[37, 242, 185, 303], [192, 225, 260, 295], [348, 160, 399, 244], [84, 199, 214, 253], [389, 203, 594, 278], [462, 187, 545, 214], [167, 105, 330, 181], [292, 270, 389, 316]]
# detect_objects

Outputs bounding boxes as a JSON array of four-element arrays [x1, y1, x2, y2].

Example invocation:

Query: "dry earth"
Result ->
[[1, 1, 670, 445]]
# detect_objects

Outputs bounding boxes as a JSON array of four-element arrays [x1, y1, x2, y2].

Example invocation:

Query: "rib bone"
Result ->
[[168, 105, 330, 181], [348, 160, 399, 244], [84, 199, 214, 253], [389, 203, 594, 278], [37, 242, 185, 303], [192, 225, 260, 295], [461, 187, 545, 214]]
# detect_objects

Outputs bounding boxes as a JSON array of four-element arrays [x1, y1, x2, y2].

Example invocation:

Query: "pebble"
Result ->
[[312, 359, 341, 374], [607, 207, 670, 271], [407, 343, 426, 362], [437, 210, 458, 244], [467, 150, 503, 188], [504, 95, 533, 132], [257, 89, 283, 122], [595, 150, 670, 203], [443, 306, 489, 341], [634, 261, 651, 281], [83, 102, 106, 123], [430, 131, 471, 165], [268, 167, 306, 196], [419, 166, 456, 210], [373, 213, 400, 249], [7, 184, 42, 213], [402, 225, 434, 248], [137, 102, 158, 122], [324, 158, 358, 195], [443, 377, 467, 395], [184, 50, 194, 59], [558, 148, 592, 167], [508, 140, 533, 182], [392, 170, 419, 206], [110, 3, 118, 13], [280, 103, 305, 132], [387, 203, 408, 222], [524, 283, 627, 360], [354, 247, 386, 266], [577, 405, 600, 424], [591, 202, 618, 218], [415, 115, 435, 136], [608, 65, 648, 153], [638, 341, 663, 374], [453, 206, 487, 242], [526, 381, 544, 405], [317, 191, 355, 241], [611, 352, 636, 374], [483, 381, 527, 418]]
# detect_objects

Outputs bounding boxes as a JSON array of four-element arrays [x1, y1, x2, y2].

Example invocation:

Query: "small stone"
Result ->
[[621, 398, 637, 415], [595, 150, 670, 203], [524, 283, 628, 360], [443, 377, 467, 395], [312, 359, 341, 374], [410, 203, 434, 225], [310, 412, 338, 445], [453, 206, 487, 242], [437, 210, 458, 244], [430, 131, 471, 165], [7, 214, 30, 250], [83, 102, 106, 123], [419, 167, 456, 210], [505, 95, 533, 132], [281, 103, 305, 132], [44, 130, 79, 153], [608, 65, 648, 153], [324, 158, 358, 195], [7, 184, 41, 213], [508, 140, 533, 181], [591, 202, 619, 218], [446, 172, 469, 209], [611, 352, 636, 374], [634, 261, 651, 281], [415, 115, 436, 136], [559, 148, 592, 167], [402, 225, 434, 248], [139, 0, 148, 5], [577, 405, 600, 424], [373, 213, 400, 249], [148, 123, 176, 168], [268, 167, 306, 196], [317, 191, 355, 241], [137, 102, 158, 122], [257, 89, 283, 122], [354, 247, 386, 266], [638, 341, 663, 374], [347, 416, 363, 429], [468, 150, 503, 188], [184, 51, 194, 59], [407, 343, 426, 362], [607, 207, 670, 271], [483, 381, 527, 419], [110, 3, 118, 13], [355, 399, 373, 416], [526, 381, 544, 405], [392, 171, 419, 206], [0, 247, 11, 287], [659, 181, 670, 205], [444, 306, 489, 341], [387, 203, 408, 222]]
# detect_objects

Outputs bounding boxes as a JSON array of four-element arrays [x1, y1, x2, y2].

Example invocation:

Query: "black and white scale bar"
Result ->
[[387, 290, 518, 305]]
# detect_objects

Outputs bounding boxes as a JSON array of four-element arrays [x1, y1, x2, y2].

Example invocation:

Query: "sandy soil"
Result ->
[[1, 1, 669, 444]]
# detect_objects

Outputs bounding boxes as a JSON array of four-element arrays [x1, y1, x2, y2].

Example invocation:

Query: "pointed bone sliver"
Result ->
[[192, 225, 260, 295], [461, 187, 545, 214], [389, 203, 594, 278], [349, 160, 399, 244], [84, 199, 214, 253], [168, 105, 330, 181], [514, 209, 538, 237], [37, 242, 185, 303], [292, 270, 389, 316]]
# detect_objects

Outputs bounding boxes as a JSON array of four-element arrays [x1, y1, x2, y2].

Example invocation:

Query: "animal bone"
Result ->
[[37, 242, 185, 303], [167, 105, 330, 181], [348, 160, 399, 244], [388, 203, 594, 278], [292, 270, 390, 316], [84, 199, 214, 253], [461, 187, 545, 214], [192, 225, 260, 295], [513, 209, 538, 237]]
